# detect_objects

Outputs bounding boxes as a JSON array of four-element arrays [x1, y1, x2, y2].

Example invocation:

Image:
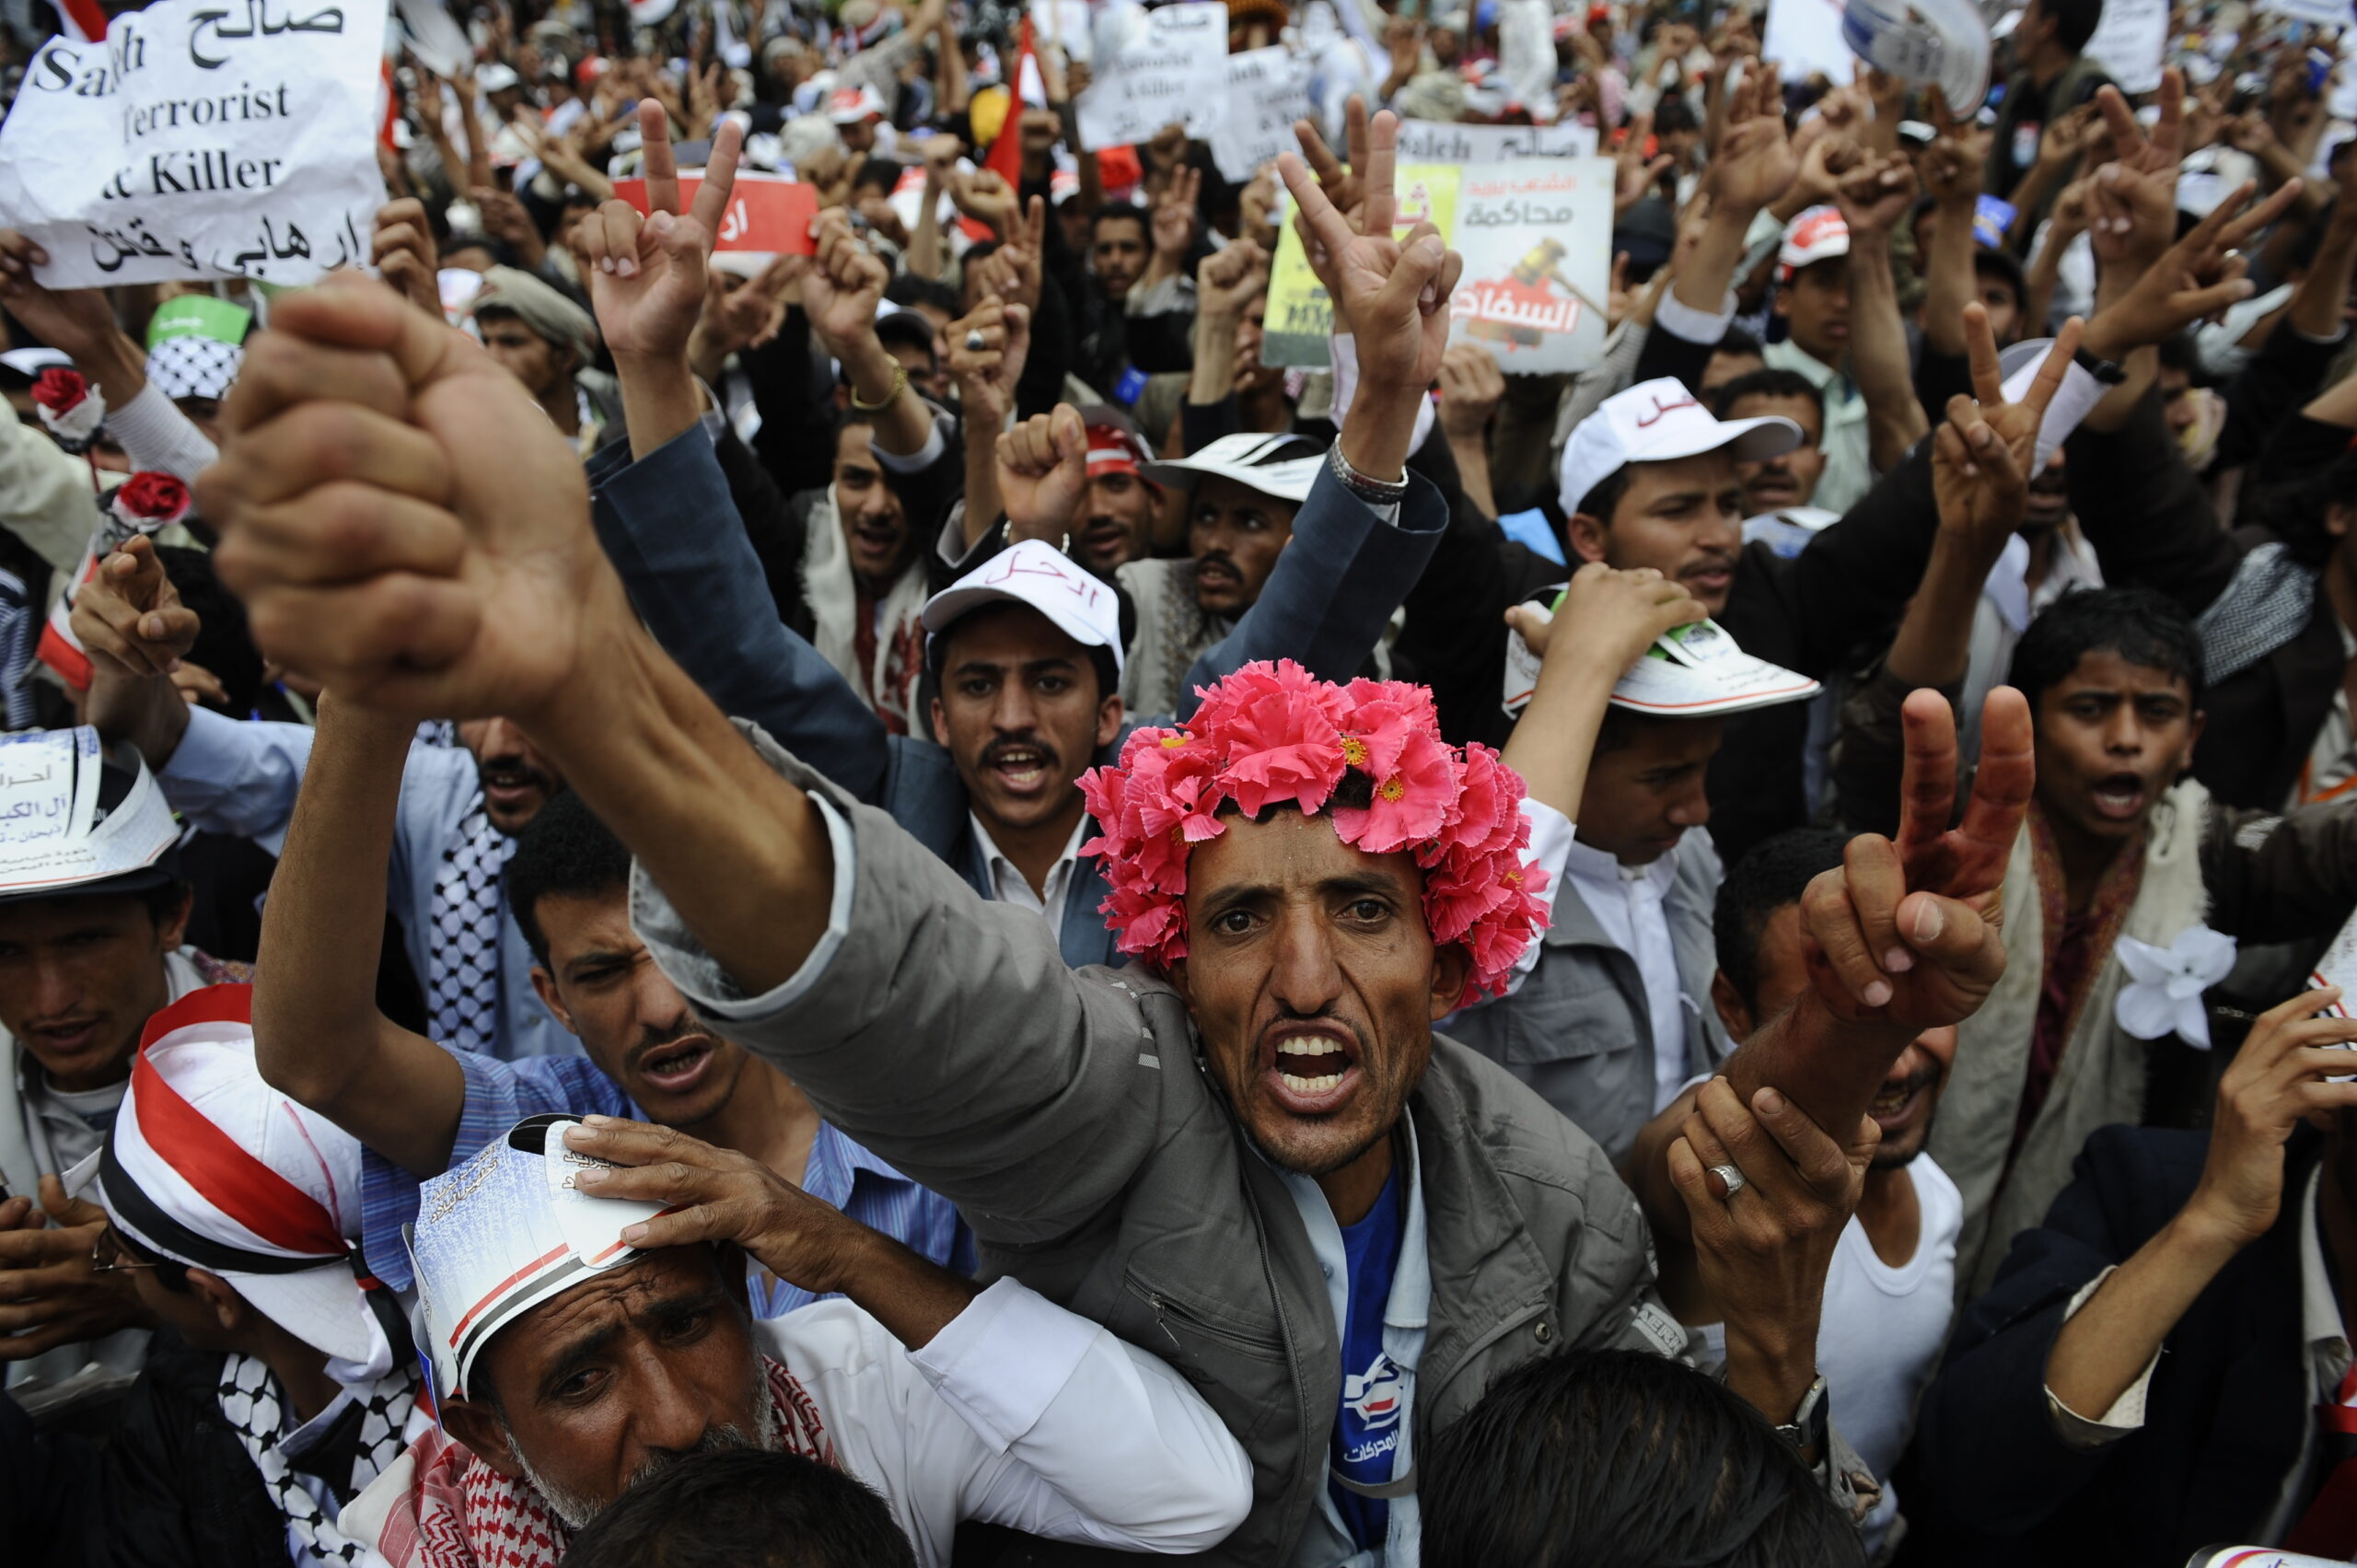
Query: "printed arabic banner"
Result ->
[[0, 0, 390, 287], [1262, 163, 1458, 367], [1446, 159, 1614, 373]]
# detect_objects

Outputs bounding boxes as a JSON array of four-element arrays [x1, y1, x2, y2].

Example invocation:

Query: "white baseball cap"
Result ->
[[407, 1114, 673, 1401], [1608, 619, 1820, 716], [1558, 377, 1801, 519], [922, 539, 1126, 677], [827, 84, 888, 123], [0, 727, 180, 903], [1139, 431, 1326, 506], [1842, 0, 1991, 119], [476, 63, 521, 94], [97, 985, 393, 1376], [1779, 205, 1851, 273]]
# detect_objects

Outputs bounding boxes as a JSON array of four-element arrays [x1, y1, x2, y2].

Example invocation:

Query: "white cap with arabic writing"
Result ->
[[1558, 377, 1801, 520]]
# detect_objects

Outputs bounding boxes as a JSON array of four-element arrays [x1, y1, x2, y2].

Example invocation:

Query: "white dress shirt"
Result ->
[[1560, 831, 1690, 1113], [970, 812, 1090, 931]]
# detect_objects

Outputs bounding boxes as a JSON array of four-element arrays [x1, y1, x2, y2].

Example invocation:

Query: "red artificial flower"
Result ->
[[111, 470, 192, 528], [29, 366, 88, 416]]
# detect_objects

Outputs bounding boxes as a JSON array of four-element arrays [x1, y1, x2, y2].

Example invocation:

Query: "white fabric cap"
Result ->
[[407, 1117, 671, 1400], [1558, 377, 1800, 519], [145, 335, 244, 402], [922, 539, 1125, 677], [96, 985, 389, 1374], [828, 84, 887, 123], [476, 63, 521, 93], [1139, 431, 1325, 505], [1779, 205, 1851, 272]]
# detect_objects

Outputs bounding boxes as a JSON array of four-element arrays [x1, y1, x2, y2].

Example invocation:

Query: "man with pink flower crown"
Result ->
[[192, 108, 2035, 1566]]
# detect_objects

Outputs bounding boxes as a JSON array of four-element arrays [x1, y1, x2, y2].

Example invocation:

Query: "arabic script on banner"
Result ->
[[1448, 160, 1614, 373], [0, 0, 389, 287], [1262, 164, 1458, 367]]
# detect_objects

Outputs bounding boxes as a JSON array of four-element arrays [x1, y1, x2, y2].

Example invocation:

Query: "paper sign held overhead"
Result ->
[[611, 172, 819, 255], [1762, 0, 1857, 85], [1261, 163, 1458, 366], [2084, 0, 2166, 95], [0, 0, 390, 287], [1393, 118, 1599, 161], [1074, 2, 1228, 149], [1212, 46, 1314, 180], [1447, 160, 1613, 374]]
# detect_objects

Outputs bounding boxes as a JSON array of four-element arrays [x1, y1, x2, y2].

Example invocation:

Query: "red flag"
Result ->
[[54, 0, 108, 41], [982, 17, 1037, 186]]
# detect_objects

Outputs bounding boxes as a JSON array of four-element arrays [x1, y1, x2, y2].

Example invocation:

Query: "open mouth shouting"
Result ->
[[479, 759, 555, 817], [1261, 1020, 1364, 1116], [628, 1030, 719, 1098], [981, 737, 1060, 799], [1868, 1065, 1938, 1133], [2089, 771, 2148, 822], [1194, 554, 1242, 599]]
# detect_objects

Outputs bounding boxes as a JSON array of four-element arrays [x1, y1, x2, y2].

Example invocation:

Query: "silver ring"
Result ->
[[1708, 1162, 1746, 1198], [963, 329, 988, 352]]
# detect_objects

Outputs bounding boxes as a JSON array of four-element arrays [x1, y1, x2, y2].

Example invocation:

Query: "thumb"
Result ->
[[1050, 403, 1087, 470], [39, 1172, 96, 1226], [1004, 301, 1031, 351], [645, 211, 702, 267], [1374, 232, 1448, 328]]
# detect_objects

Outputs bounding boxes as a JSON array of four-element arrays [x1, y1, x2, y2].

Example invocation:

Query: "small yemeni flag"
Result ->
[[982, 17, 1044, 186], [54, 0, 110, 43], [37, 473, 192, 692]]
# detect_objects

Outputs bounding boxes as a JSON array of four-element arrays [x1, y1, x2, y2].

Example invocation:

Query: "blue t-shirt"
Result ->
[[1329, 1167, 1407, 1550]]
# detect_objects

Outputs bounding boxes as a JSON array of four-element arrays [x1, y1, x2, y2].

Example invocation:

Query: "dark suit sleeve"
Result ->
[[590, 424, 892, 804], [1172, 464, 1447, 719], [744, 308, 839, 502], [709, 424, 814, 645], [2064, 394, 2242, 619], [1911, 1129, 2195, 1536], [1774, 440, 1941, 675], [1389, 429, 1541, 748], [2200, 796, 2357, 944], [2216, 323, 2348, 475], [1631, 304, 1718, 398]]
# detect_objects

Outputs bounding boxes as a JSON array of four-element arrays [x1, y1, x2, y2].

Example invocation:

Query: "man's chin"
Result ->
[[1238, 1098, 1387, 1182]]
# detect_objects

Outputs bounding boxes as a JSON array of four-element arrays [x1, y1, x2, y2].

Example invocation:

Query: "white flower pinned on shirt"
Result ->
[[2114, 924, 2238, 1050]]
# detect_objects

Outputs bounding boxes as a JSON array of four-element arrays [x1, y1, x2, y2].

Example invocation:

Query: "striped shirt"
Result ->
[[359, 1046, 973, 1314]]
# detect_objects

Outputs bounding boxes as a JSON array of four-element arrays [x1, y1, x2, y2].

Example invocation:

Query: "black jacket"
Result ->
[[1, 1330, 289, 1567], [1905, 1125, 2319, 1566]]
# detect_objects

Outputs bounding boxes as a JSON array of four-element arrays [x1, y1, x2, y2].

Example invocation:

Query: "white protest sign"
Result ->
[[1075, 1, 1227, 149], [0, 0, 390, 287], [2260, 0, 2354, 26], [1763, 0, 1854, 83], [2085, 0, 2166, 94], [1032, 0, 1095, 62], [394, 0, 470, 79], [0, 732, 79, 854], [1212, 46, 1312, 180], [1447, 159, 1613, 374], [1394, 117, 1599, 161]]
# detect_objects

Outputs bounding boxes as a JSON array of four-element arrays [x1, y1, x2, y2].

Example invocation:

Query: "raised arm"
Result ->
[[1832, 151, 1931, 473], [250, 692, 465, 1176]]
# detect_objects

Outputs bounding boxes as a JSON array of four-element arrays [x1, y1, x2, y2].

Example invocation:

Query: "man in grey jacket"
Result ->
[[198, 112, 2029, 1566]]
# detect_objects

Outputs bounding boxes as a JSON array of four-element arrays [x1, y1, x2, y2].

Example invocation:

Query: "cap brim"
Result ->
[[1609, 647, 1822, 716], [1135, 453, 1322, 505]]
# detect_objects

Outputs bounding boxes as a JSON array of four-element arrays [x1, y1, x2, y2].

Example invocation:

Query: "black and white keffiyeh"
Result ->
[[2194, 541, 2321, 687], [427, 804, 516, 1056], [216, 1353, 419, 1565]]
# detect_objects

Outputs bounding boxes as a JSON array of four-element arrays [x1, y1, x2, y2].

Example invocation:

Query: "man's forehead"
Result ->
[[493, 1252, 715, 1369], [1725, 393, 1821, 445], [1189, 811, 1422, 897], [2052, 648, 2194, 699], [943, 601, 1086, 668]]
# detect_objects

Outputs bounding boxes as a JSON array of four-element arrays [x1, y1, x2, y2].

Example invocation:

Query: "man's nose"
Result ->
[[623, 1356, 715, 1464], [1666, 774, 1712, 828], [1266, 906, 1345, 1016]]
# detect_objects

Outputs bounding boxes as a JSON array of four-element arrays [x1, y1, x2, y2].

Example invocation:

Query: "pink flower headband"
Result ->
[[1078, 660, 1550, 1001]]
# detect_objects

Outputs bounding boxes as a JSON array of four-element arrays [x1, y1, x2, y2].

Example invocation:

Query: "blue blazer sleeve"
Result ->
[[589, 424, 891, 805], [1171, 461, 1446, 721]]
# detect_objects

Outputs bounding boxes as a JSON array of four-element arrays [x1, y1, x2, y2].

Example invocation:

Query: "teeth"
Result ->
[[1277, 1038, 1329, 1056], [1291, 1073, 1342, 1093]]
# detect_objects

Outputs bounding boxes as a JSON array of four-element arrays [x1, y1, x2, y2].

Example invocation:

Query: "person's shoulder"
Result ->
[[1422, 1038, 1627, 1196]]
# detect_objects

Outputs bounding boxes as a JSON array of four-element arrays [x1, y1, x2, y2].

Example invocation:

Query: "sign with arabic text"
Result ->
[[1447, 160, 1613, 373], [1261, 163, 1458, 366], [0, 0, 389, 287], [612, 171, 819, 255], [1392, 119, 1599, 162], [1074, 2, 1228, 149]]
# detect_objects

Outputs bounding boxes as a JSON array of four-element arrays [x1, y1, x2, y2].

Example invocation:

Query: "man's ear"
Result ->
[[1771, 288, 1792, 319], [2178, 706, 2207, 775], [2328, 503, 2354, 541], [1428, 943, 1471, 1021], [441, 1397, 527, 1479], [1708, 969, 1755, 1043], [157, 888, 194, 953], [528, 966, 580, 1036], [1096, 693, 1125, 752], [184, 1267, 244, 1333], [1564, 511, 1610, 567]]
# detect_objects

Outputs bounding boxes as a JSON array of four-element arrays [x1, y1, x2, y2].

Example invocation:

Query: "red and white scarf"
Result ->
[[357, 1357, 832, 1568]]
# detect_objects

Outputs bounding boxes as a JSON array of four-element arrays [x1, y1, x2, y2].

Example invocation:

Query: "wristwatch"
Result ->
[[1773, 1375, 1830, 1458], [2073, 344, 2128, 386]]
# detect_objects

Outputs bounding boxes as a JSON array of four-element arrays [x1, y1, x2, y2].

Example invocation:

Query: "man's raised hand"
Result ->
[[1278, 109, 1463, 399], [1800, 687, 2032, 1031], [800, 212, 892, 358], [579, 99, 744, 363], [2081, 175, 2303, 360], [69, 536, 199, 681], [1930, 304, 2082, 547], [201, 273, 602, 721], [997, 403, 1089, 541]]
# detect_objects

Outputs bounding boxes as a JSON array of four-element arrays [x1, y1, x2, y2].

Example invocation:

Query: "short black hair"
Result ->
[[1575, 466, 1634, 525], [1422, 1349, 1865, 1568], [1713, 828, 1851, 1016], [2043, 0, 2103, 53], [156, 546, 266, 716], [2005, 586, 2206, 713], [1714, 325, 1764, 360], [874, 309, 937, 369], [2247, 445, 2357, 568], [883, 273, 960, 316], [563, 1450, 918, 1568], [1092, 205, 1149, 242], [504, 789, 629, 970], [1710, 366, 1824, 429], [1653, 96, 1701, 135], [850, 157, 902, 197]]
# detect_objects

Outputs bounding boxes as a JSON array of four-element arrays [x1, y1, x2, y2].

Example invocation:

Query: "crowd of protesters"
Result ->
[[5, 0, 2357, 1562]]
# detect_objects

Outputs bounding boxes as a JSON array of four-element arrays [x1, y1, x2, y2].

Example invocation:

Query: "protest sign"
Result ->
[[1032, 0, 1095, 62], [2263, 0, 2356, 25], [612, 170, 819, 255], [2085, 0, 2165, 93], [1447, 160, 1613, 373], [1393, 118, 1600, 161], [1762, 0, 1855, 84], [394, 0, 470, 78], [1212, 46, 1313, 180], [1262, 164, 1458, 366], [1074, 2, 1227, 148], [0, 0, 389, 287]]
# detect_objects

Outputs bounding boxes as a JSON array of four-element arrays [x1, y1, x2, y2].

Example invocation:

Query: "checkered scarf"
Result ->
[[145, 335, 244, 402], [216, 1353, 421, 1565]]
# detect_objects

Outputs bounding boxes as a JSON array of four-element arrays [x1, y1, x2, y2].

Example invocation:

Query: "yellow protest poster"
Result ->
[[1261, 164, 1458, 368]]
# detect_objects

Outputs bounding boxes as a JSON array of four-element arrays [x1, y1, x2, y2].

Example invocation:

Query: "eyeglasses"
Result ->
[[90, 1227, 158, 1274]]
